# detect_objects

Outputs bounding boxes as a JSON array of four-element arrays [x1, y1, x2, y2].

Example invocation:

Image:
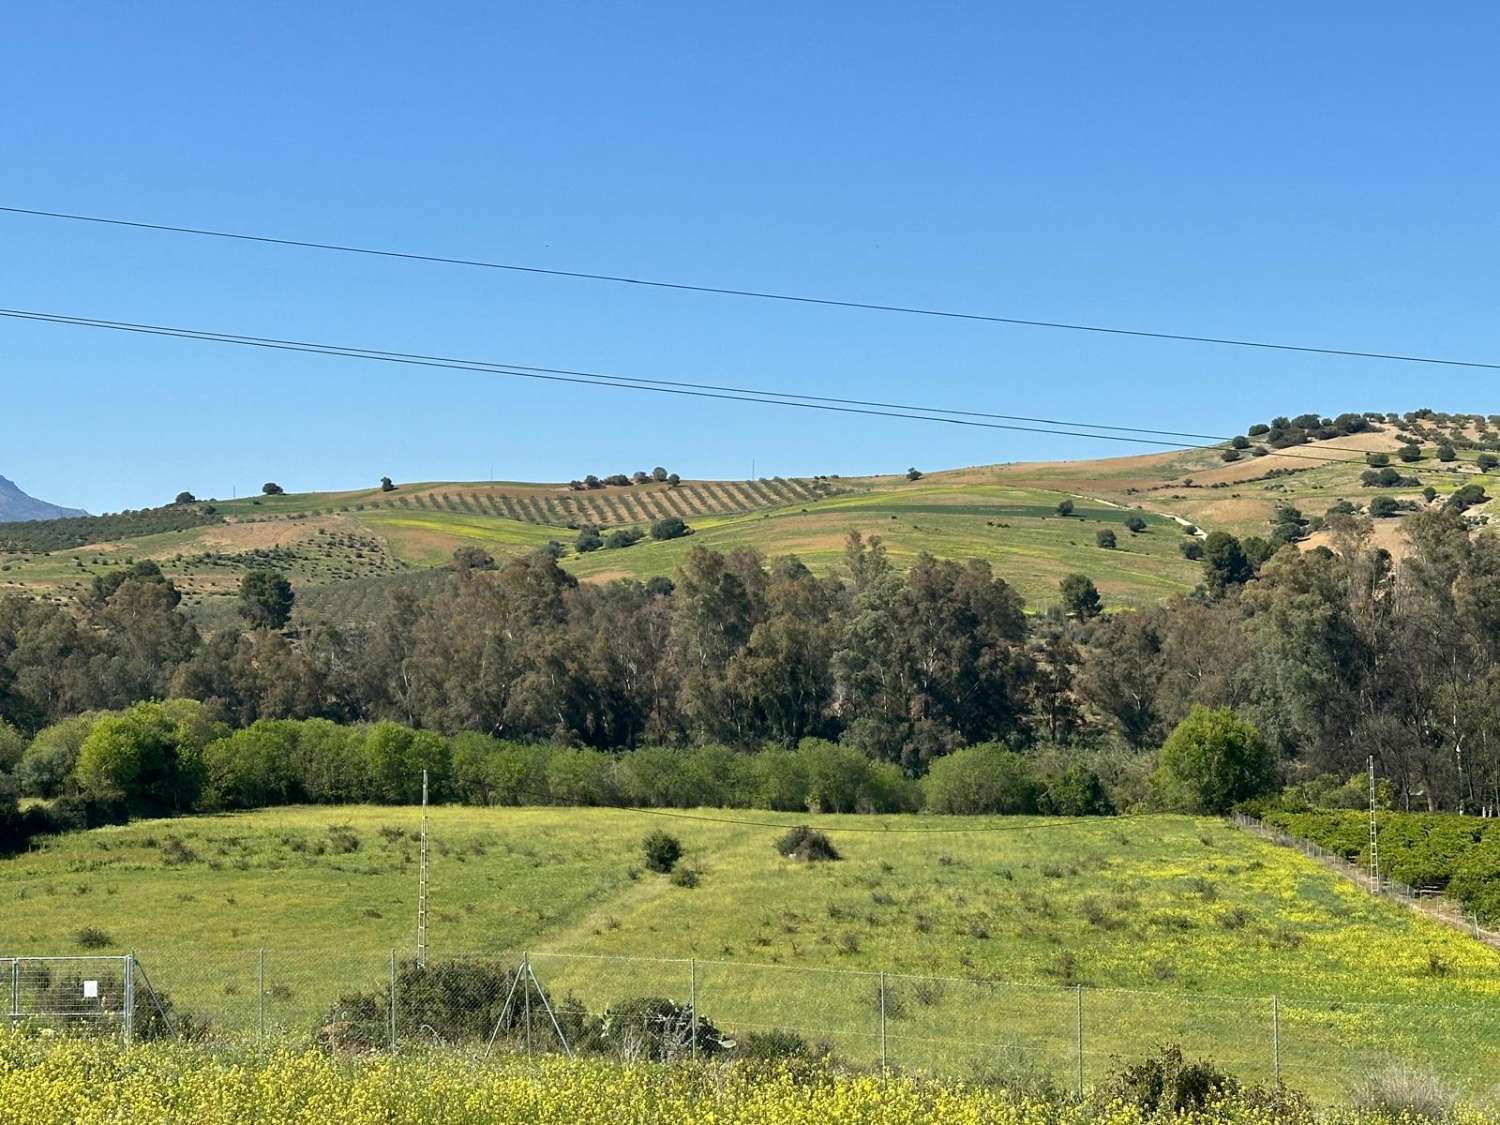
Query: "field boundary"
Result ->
[[1228, 813, 1500, 951]]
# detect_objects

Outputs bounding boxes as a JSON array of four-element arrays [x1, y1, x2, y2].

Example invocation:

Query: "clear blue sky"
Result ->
[[4, 2, 1498, 513]]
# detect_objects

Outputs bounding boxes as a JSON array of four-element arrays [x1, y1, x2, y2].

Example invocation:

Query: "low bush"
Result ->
[[775, 826, 840, 862], [641, 831, 683, 874], [1100, 1044, 1237, 1116]]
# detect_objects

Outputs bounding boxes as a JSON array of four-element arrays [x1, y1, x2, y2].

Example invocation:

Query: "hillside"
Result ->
[[6, 806, 1498, 1095], [1, 409, 1493, 621], [0, 475, 87, 523]]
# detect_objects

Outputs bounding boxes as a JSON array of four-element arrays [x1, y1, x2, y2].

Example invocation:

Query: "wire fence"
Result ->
[[11, 945, 1487, 1101], [1231, 814, 1500, 950]]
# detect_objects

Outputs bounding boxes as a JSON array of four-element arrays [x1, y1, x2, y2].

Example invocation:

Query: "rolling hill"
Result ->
[[1, 410, 1493, 623]]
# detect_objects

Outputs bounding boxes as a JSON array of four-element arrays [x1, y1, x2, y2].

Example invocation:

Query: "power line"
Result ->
[[3, 306, 1495, 480], [4, 203, 1499, 373]]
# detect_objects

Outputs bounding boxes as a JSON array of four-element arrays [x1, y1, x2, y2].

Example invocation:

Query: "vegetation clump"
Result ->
[[774, 825, 839, 862], [642, 831, 683, 874]]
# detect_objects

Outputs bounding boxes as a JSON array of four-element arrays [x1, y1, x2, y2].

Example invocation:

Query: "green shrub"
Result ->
[[600, 996, 725, 1060], [775, 825, 840, 862], [1100, 1044, 1237, 1116], [642, 831, 683, 874], [924, 744, 1040, 814], [1153, 707, 1275, 814]]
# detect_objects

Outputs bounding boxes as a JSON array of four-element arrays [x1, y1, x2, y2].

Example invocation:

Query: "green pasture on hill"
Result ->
[[4, 807, 1498, 1096]]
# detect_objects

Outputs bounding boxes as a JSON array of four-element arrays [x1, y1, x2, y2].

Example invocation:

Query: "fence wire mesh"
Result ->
[[40, 945, 1487, 1101]]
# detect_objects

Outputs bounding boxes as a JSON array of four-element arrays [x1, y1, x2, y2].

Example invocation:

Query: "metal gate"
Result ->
[[3, 954, 171, 1043]]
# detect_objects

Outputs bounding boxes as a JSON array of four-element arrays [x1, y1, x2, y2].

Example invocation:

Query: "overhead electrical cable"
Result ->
[[4, 203, 1499, 372], [1, 307, 1494, 478]]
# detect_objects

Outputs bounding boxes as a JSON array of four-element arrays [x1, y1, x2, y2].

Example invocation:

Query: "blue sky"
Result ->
[[3, 2, 1498, 513]]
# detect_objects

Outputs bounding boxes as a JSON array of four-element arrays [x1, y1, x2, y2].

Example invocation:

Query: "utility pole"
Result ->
[[417, 769, 430, 966], [1367, 755, 1380, 889]]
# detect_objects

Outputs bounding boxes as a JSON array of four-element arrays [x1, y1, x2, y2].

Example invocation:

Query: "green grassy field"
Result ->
[[5, 806, 1498, 1095]]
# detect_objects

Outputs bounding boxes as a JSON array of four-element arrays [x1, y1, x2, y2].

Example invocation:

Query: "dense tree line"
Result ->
[[4, 511, 1500, 820]]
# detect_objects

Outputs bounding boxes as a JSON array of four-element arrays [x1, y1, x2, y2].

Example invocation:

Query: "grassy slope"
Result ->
[[4, 431, 1493, 616], [7, 807, 1498, 1092]]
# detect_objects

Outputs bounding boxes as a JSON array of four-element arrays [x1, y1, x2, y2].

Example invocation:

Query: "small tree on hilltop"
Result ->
[[238, 569, 294, 630], [1153, 706, 1275, 814], [380, 477, 396, 492], [174, 491, 196, 506], [261, 482, 284, 496], [666, 472, 681, 487], [1060, 574, 1103, 620], [651, 467, 669, 482], [906, 467, 923, 481]]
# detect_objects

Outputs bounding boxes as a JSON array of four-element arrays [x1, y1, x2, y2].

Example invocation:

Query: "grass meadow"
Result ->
[[5, 807, 1498, 1097]]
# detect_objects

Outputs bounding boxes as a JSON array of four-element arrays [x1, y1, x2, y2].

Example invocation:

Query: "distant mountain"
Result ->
[[0, 475, 88, 523]]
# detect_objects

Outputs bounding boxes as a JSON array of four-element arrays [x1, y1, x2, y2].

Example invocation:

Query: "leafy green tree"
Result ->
[[650, 516, 690, 541], [1220, 449, 1241, 462], [906, 467, 923, 480], [1397, 444, 1422, 463], [380, 477, 396, 491], [1365, 452, 1390, 468], [1202, 532, 1252, 596], [1153, 706, 1275, 813], [1369, 495, 1399, 518], [261, 482, 284, 496], [605, 528, 642, 549], [666, 473, 681, 487], [923, 744, 1039, 813], [1230, 435, 1250, 450], [238, 570, 294, 630], [1436, 444, 1457, 463], [1124, 515, 1147, 533], [1056, 499, 1075, 517], [1095, 528, 1116, 549], [575, 526, 603, 553], [1479, 453, 1499, 473], [173, 491, 196, 505], [651, 467, 668, 482], [1060, 574, 1103, 620], [1179, 539, 1203, 560]]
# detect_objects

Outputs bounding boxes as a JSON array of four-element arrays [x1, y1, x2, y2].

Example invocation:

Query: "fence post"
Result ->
[[523, 952, 533, 1058], [122, 953, 136, 1047], [1272, 995, 1281, 1085], [9, 959, 18, 1030], [689, 959, 698, 1061], [388, 950, 397, 1050], [879, 971, 887, 1075], [257, 949, 266, 1039], [1074, 984, 1084, 1098]]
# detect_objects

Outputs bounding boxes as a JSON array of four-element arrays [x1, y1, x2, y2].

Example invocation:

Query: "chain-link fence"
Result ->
[[3, 954, 175, 1043], [1232, 814, 1500, 949], [86, 945, 1500, 1101]]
